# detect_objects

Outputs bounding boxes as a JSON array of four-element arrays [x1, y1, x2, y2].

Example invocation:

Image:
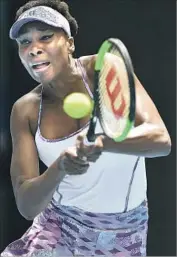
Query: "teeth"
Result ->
[[37, 62, 46, 65], [32, 62, 49, 67]]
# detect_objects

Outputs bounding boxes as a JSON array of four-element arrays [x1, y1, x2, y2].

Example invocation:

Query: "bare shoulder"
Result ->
[[11, 85, 42, 136], [78, 55, 96, 79], [12, 85, 41, 114], [79, 54, 96, 64], [78, 54, 120, 77]]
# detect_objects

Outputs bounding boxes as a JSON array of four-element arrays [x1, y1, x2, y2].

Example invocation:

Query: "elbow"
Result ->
[[160, 134, 171, 156], [17, 203, 36, 220], [22, 211, 35, 221], [15, 181, 40, 220], [16, 195, 37, 221], [21, 213, 34, 221], [156, 129, 172, 157]]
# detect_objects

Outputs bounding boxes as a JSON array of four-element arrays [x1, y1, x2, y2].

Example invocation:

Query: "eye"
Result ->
[[19, 39, 31, 46], [40, 34, 54, 41]]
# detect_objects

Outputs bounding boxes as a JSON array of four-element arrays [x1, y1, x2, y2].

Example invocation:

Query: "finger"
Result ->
[[76, 134, 104, 158], [59, 150, 89, 175], [84, 136, 103, 157], [63, 157, 89, 175], [64, 162, 89, 175], [87, 152, 102, 162], [95, 135, 104, 148], [64, 161, 89, 172], [76, 134, 85, 150], [65, 147, 77, 157], [76, 134, 84, 156], [76, 134, 89, 158], [93, 135, 104, 153], [67, 168, 88, 175], [66, 146, 89, 165], [65, 152, 89, 165]]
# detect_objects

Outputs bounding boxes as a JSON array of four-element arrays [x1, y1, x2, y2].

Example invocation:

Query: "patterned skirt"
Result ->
[[1, 200, 148, 256]]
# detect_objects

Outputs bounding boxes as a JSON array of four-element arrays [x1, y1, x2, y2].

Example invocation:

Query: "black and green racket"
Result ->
[[87, 38, 136, 142]]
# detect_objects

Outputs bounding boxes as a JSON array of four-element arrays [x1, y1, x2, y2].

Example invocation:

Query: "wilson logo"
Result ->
[[106, 66, 126, 117]]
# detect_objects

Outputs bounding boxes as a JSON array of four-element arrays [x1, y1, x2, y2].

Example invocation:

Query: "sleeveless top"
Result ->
[[35, 59, 147, 213]]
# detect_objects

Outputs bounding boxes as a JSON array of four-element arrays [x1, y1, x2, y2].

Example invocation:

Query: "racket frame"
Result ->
[[87, 38, 136, 142]]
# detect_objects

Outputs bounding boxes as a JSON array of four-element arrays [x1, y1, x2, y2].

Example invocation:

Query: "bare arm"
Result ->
[[10, 96, 98, 220], [10, 98, 66, 220], [98, 75, 171, 157]]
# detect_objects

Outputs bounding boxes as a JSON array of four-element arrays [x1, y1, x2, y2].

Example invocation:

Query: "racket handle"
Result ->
[[86, 116, 97, 142], [84, 136, 95, 146]]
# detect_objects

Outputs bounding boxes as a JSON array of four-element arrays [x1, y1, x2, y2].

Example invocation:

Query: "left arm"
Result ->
[[99, 75, 171, 158]]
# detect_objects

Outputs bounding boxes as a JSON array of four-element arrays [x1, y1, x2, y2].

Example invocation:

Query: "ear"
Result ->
[[67, 37, 75, 54]]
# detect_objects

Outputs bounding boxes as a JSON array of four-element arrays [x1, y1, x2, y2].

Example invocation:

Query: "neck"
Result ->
[[43, 57, 83, 100]]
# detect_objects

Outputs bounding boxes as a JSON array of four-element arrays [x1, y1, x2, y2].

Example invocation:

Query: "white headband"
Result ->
[[9, 5, 71, 39]]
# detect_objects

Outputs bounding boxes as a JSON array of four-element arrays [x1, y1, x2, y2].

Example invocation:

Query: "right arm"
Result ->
[[10, 98, 103, 220], [10, 99, 66, 220]]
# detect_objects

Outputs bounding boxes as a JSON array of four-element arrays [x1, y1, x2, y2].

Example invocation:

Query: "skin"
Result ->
[[10, 21, 171, 220]]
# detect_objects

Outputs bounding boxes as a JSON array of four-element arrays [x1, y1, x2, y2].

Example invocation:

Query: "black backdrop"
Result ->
[[0, 0, 176, 255]]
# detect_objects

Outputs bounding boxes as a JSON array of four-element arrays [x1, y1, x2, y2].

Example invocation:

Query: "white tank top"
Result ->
[[35, 59, 147, 213]]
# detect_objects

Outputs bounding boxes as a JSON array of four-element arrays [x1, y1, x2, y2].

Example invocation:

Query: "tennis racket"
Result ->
[[86, 38, 136, 142]]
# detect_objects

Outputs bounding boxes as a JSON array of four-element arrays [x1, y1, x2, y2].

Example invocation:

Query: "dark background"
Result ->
[[0, 0, 176, 255]]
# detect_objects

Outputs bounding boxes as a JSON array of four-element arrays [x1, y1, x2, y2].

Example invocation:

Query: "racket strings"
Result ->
[[110, 47, 130, 115], [98, 48, 131, 137]]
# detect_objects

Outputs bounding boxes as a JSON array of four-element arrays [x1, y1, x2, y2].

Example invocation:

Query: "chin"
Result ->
[[32, 73, 55, 84], [28, 66, 56, 84], [32, 77, 41, 83]]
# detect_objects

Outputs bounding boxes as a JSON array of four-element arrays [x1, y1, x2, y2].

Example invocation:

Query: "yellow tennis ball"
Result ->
[[63, 92, 93, 119]]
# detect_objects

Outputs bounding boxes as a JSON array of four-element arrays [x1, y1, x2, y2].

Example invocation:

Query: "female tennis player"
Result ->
[[1, 0, 171, 256]]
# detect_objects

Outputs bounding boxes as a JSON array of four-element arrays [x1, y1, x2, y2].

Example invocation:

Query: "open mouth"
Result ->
[[32, 62, 50, 71]]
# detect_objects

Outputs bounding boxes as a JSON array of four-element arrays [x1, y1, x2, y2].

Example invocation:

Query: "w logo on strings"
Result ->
[[106, 66, 126, 117]]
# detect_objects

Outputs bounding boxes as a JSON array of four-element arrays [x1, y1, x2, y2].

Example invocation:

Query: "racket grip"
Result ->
[[84, 136, 95, 146]]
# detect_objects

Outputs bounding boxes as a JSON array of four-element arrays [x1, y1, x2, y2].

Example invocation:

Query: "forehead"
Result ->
[[18, 21, 58, 36]]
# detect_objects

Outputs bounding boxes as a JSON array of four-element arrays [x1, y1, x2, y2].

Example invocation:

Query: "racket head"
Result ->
[[94, 38, 136, 142]]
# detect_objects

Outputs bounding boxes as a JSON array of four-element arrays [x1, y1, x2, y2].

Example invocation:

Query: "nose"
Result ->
[[29, 47, 43, 57]]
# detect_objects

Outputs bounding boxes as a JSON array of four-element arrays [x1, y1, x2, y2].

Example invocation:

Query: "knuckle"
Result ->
[[77, 134, 84, 141]]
